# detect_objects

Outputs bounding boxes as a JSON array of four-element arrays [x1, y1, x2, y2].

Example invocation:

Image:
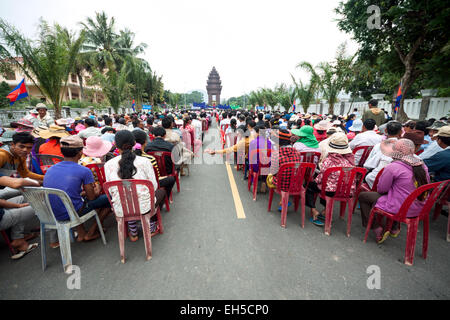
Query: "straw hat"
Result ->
[[31, 125, 49, 138], [39, 125, 70, 139], [83, 136, 112, 158], [314, 120, 332, 131], [56, 119, 69, 126], [325, 132, 352, 155], [348, 119, 363, 132], [303, 113, 311, 119], [380, 138, 424, 166]]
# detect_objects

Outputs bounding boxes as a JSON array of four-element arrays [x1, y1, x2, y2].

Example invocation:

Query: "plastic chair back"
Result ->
[[147, 151, 175, 177], [394, 180, 450, 221], [299, 151, 321, 165], [320, 167, 367, 199], [352, 146, 373, 167], [103, 179, 156, 219], [372, 168, 385, 191], [21, 187, 83, 225], [276, 162, 316, 195], [86, 163, 106, 192]]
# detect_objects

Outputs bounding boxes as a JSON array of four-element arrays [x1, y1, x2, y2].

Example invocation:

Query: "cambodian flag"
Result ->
[[131, 99, 135, 112], [292, 100, 296, 113], [394, 85, 402, 114], [6, 78, 28, 105]]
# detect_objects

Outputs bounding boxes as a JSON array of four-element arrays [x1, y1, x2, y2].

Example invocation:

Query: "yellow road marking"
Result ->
[[225, 162, 246, 219]]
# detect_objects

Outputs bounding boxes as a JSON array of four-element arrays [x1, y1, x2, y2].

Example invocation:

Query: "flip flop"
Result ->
[[11, 243, 38, 260], [310, 217, 324, 227]]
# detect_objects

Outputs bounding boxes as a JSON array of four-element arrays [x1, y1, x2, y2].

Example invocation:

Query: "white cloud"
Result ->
[[1, 0, 359, 99]]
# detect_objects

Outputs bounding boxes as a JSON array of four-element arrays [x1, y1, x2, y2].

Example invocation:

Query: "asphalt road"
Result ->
[[0, 120, 449, 300]]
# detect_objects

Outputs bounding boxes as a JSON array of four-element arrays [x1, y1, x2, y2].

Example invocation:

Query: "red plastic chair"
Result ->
[[268, 162, 316, 228], [1, 230, 16, 256], [37, 154, 64, 174], [415, 149, 424, 156], [361, 168, 385, 192], [86, 163, 106, 193], [363, 179, 450, 265], [319, 167, 367, 236], [147, 151, 180, 192], [220, 129, 226, 149], [248, 148, 271, 201], [298, 151, 321, 165], [432, 182, 450, 242], [103, 179, 163, 263], [150, 164, 171, 212], [352, 146, 374, 167]]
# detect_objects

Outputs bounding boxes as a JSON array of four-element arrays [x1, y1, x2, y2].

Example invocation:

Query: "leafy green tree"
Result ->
[[91, 62, 131, 112], [291, 73, 319, 113], [0, 81, 11, 108], [0, 18, 85, 118], [336, 0, 450, 121]]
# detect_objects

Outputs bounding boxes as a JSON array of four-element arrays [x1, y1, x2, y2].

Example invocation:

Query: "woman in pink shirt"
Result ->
[[358, 138, 430, 243]]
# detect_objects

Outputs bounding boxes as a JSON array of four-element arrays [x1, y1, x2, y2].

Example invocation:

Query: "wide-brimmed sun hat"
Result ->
[[380, 138, 424, 167], [348, 119, 363, 132], [39, 125, 69, 139], [314, 120, 332, 131], [403, 130, 428, 145], [31, 125, 49, 138], [83, 136, 112, 158], [11, 119, 34, 132], [325, 132, 352, 155], [427, 120, 447, 131], [56, 119, 69, 126]]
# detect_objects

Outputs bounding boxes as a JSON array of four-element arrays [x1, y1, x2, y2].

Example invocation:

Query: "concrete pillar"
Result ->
[[419, 89, 437, 120], [68, 87, 72, 100]]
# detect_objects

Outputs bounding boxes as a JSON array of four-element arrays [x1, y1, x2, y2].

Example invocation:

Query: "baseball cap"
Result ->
[[435, 126, 450, 138], [60, 135, 84, 148]]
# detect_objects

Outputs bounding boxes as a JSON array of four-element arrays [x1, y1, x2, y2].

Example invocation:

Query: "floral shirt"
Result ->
[[315, 153, 356, 192]]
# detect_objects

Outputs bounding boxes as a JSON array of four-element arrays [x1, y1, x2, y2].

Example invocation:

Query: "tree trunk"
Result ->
[[77, 73, 84, 102], [328, 102, 334, 115], [394, 63, 417, 123], [54, 104, 62, 120]]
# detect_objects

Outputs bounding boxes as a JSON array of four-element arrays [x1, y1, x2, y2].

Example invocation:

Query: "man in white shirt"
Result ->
[[364, 121, 402, 188], [219, 112, 231, 130], [349, 118, 383, 165], [191, 113, 203, 141], [78, 118, 101, 139]]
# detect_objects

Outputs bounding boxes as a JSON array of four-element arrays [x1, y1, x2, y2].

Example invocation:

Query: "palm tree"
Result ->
[[0, 18, 85, 118], [291, 73, 319, 113], [79, 11, 121, 72], [299, 43, 354, 115]]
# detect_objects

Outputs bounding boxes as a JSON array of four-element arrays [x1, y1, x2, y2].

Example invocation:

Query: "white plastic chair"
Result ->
[[22, 186, 107, 274]]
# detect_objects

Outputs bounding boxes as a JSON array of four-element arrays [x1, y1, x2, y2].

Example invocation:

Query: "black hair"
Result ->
[[115, 130, 137, 180], [248, 120, 256, 129], [85, 118, 96, 127], [254, 124, 265, 134], [12, 132, 34, 145], [438, 135, 450, 146], [304, 119, 311, 126], [101, 127, 116, 134], [257, 113, 263, 121], [147, 117, 154, 125], [118, 118, 126, 125], [368, 99, 378, 107], [230, 118, 237, 132], [386, 121, 403, 136], [162, 117, 172, 129], [60, 146, 83, 158], [439, 117, 447, 121], [404, 121, 416, 130], [153, 126, 166, 137], [132, 120, 139, 128], [415, 121, 429, 135], [348, 113, 355, 120], [363, 119, 376, 131], [104, 117, 112, 126]]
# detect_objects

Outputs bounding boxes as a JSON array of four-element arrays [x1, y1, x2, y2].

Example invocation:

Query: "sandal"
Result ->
[[310, 217, 324, 227], [11, 243, 38, 260], [129, 234, 139, 242], [50, 242, 60, 249], [389, 229, 400, 238]]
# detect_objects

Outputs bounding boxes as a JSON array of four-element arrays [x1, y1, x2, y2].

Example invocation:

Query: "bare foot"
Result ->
[[83, 232, 100, 242]]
